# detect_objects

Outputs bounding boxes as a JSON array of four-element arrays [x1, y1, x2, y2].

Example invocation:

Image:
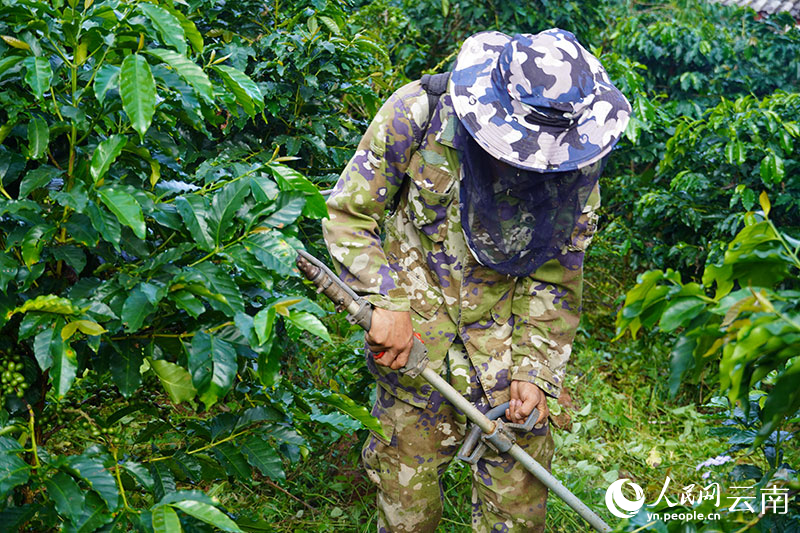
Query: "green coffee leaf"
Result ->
[[0, 437, 30, 498], [121, 287, 155, 332], [152, 504, 181, 533], [150, 359, 197, 404], [21, 224, 52, 266], [269, 163, 327, 218], [51, 245, 87, 273], [97, 186, 146, 239], [150, 462, 176, 504], [167, 7, 203, 53], [63, 490, 113, 532], [243, 232, 298, 277], [22, 56, 52, 99], [212, 65, 263, 116], [18, 165, 61, 198], [171, 290, 205, 318], [263, 194, 305, 228], [109, 341, 144, 397], [286, 310, 331, 342], [170, 500, 242, 532], [759, 152, 784, 185], [312, 390, 388, 441], [120, 54, 156, 140], [45, 472, 84, 523], [759, 190, 771, 216], [94, 64, 120, 103], [196, 262, 245, 317], [659, 297, 706, 332], [26, 116, 48, 160], [9, 294, 76, 317], [0, 55, 23, 81], [121, 462, 155, 492], [211, 442, 250, 481], [210, 178, 251, 245], [240, 436, 284, 481], [148, 49, 213, 102], [175, 195, 215, 252], [66, 454, 119, 511], [51, 340, 77, 397], [61, 319, 106, 340], [33, 324, 57, 370], [87, 201, 122, 246], [253, 307, 276, 345], [189, 332, 237, 407], [139, 3, 186, 55], [90, 135, 127, 183]]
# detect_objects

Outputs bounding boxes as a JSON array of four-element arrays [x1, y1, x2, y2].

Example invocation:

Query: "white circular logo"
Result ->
[[605, 478, 646, 519]]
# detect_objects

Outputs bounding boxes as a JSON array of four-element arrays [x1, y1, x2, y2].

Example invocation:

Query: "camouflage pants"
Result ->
[[362, 343, 555, 532]]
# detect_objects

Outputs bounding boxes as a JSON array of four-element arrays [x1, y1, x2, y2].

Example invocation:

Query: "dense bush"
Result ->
[[600, 2, 800, 277], [0, 0, 377, 529], [0, 0, 797, 530], [616, 194, 800, 529]]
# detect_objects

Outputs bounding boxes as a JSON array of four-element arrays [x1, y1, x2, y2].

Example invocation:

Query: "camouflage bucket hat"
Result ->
[[449, 29, 631, 172]]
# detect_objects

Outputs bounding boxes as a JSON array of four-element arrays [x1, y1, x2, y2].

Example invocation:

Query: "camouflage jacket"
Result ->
[[322, 80, 600, 409]]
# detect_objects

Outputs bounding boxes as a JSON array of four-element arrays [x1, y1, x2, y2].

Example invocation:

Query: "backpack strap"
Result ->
[[420, 72, 451, 128], [387, 72, 451, 217]]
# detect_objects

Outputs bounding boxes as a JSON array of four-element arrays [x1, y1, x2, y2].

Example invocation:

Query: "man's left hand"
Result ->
[[506, 381, 548, 426]]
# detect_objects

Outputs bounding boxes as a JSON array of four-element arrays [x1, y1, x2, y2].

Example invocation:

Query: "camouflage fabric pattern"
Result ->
[[362, 341, 555, 533], [322, 80, 600, 407], [449, 29, 631, 172]]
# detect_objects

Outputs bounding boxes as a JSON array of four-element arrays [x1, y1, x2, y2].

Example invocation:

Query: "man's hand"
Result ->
[[506, 381, 548, 426], [367, 308, 414, 370]]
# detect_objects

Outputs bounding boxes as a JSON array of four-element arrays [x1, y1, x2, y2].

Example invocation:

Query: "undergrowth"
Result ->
[[226, 320, 739, 531]]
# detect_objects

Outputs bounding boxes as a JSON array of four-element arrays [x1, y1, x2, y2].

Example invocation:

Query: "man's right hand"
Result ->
[[367, 308, 414, 370]]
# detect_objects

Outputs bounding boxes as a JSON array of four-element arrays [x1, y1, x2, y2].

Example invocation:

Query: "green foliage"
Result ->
[[628, 93, 800, 272], [0, 0, 380, 529], [0, 0, 796, 530], [387, 0, 615, 78], [192, 0, 393, 178], [598, 2, 800, 277], [612, 2, 800, 105], [617, 195, 799, 443]]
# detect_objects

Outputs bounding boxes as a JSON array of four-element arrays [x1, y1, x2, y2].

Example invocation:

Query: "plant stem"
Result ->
[[732, 515, 761, 533], [144, 428, 252, 463], [112, 447, 133, 511], [187, 234, 247, 267], [26, 404, 40, 470], [767, 218, 800, 269]]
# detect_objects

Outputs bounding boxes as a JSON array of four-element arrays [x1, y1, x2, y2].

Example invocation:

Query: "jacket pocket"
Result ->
[[406, 152, 453, 242], [388, 250, 443, 320]]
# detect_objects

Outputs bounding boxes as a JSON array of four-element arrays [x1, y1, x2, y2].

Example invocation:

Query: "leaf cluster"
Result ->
[[616, 195, 800, 445]]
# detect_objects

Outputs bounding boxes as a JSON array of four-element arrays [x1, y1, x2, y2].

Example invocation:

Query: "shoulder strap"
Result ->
[[388, 72, 451, 217], [420, 72, 451, 127]]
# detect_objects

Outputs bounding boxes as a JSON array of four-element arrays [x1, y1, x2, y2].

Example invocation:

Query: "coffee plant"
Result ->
[[617, 193, 799, 439], [616, 193, 799, 528], [0, 0, 381, 530]]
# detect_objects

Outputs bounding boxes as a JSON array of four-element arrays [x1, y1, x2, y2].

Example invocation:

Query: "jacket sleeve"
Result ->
[[509, 183, 601, 398], [322, 82, 426, 312]]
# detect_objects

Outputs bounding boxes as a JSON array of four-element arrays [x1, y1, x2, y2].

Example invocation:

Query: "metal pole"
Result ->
[[420, 367, 612, 533], [420, 367, 495, 433], [507, 444, 612, 532]]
